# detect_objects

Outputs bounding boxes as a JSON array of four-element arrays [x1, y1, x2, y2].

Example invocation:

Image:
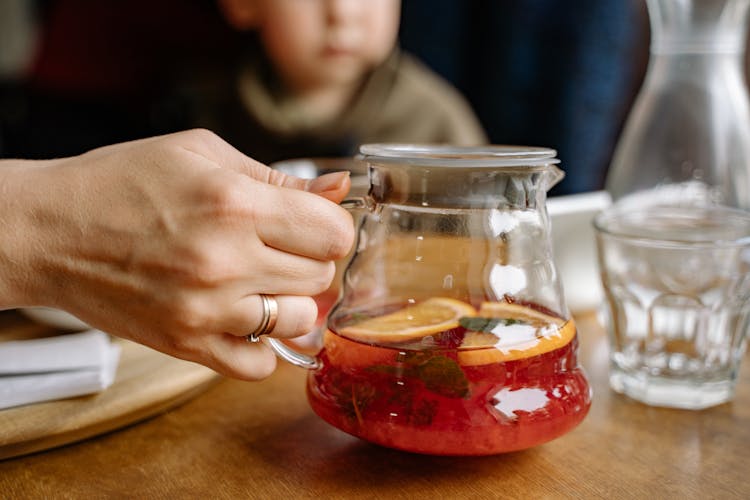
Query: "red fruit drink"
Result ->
[[307, 303, 591, 456]]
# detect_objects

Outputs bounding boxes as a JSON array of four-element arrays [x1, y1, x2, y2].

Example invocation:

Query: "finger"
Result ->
[[186, 129, 352, 198], [307, 172, 352, 204], [199, 332, 279, 381], [131, 322, 279, 381], [263, 167, 353, 203], [285, 330, 324, 352], [221, 294, 319, 340], [267, 170, 352, 203], [161, 201, 335, 295], [252, 184, 355, 261], [250, 248, 335, 296]]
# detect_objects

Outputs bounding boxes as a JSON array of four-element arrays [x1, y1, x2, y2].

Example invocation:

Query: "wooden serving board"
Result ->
[[0, 312, 220, 460]]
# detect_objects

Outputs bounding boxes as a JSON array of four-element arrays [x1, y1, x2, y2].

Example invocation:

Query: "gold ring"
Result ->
[[246, 294, 279, 343]]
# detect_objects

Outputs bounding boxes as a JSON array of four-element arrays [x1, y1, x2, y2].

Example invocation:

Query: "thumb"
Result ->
[[200, 134, 352, 202], [305, 172, 352, 203], [186, 130, 351, 198], [267, 169, 352, 203]]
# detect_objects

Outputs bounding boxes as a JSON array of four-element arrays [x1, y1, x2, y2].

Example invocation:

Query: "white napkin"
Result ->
[[0, 330, 121, 410]]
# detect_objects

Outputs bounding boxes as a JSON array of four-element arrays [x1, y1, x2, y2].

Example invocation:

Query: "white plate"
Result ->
[[547, 191, 612, 313], [19, 307, 90, 331]]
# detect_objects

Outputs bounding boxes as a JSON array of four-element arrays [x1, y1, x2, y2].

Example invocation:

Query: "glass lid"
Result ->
[[359, 144, 560, 168]]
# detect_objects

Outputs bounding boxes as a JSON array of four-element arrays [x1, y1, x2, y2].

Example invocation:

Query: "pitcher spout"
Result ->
[[543, 164, 565, 192]]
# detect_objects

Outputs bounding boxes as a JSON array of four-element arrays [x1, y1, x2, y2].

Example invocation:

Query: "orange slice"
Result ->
[[457, 301, 576, 366], [339, 297, 476, 343], [477, 301, 566, 324]]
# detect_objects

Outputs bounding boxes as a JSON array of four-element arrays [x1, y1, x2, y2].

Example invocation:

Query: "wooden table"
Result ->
[[1, 311, 748, 499]]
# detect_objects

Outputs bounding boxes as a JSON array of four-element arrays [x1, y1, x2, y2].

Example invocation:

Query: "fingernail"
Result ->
[[308, 171, 350, 193]]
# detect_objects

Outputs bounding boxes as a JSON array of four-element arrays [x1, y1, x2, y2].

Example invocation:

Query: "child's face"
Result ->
[[225, 0, 401, 93]]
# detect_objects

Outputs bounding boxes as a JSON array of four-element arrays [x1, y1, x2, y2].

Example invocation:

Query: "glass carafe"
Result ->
[[605, 0, 750, 209], [267, 145, 591, 456]]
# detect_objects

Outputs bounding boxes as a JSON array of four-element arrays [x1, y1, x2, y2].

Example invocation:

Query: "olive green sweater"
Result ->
[[189, 48, 487, 164]]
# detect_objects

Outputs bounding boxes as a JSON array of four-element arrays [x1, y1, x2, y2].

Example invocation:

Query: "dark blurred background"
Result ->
[[0, 0, 650, 195]]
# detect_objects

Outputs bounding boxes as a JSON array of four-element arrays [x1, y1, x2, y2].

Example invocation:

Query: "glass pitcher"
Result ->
[[266, 144, 591, 456], [605, 0, 750, 209]]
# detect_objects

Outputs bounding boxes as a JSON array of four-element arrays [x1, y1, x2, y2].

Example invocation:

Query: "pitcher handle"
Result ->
[[339, 196, 370, 211], [262, 195, 369, 370], [263, 337, 321, 370]]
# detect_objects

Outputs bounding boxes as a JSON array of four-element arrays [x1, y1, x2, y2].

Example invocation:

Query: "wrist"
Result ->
[[0, 160, 61, 309]]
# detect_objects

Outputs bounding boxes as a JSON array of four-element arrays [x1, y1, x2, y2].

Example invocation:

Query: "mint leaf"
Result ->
[[417, 356, 469, 398], [459, 316, 525, 332], [369, 352, 469, 399], [459, 316, 498, 332]]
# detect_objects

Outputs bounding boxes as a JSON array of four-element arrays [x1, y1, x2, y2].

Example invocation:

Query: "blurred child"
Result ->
[[189, 0, 486, 163]]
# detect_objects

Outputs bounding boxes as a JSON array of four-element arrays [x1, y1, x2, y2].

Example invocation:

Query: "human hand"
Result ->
[[8, 129, 354, 380]]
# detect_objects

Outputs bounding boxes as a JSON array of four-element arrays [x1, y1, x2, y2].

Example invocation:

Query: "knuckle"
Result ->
[[178, 238, 237, 286], [265, 168, 291, 186], [164, 128, 220, 153], [184, 127, 220, 144], [170, 294, 213, 333], [199, 178, 249, 217], [189, 251, 231, 286]]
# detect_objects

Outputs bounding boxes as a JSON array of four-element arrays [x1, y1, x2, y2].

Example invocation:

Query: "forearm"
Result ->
[[0, 159, 59, 309]]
